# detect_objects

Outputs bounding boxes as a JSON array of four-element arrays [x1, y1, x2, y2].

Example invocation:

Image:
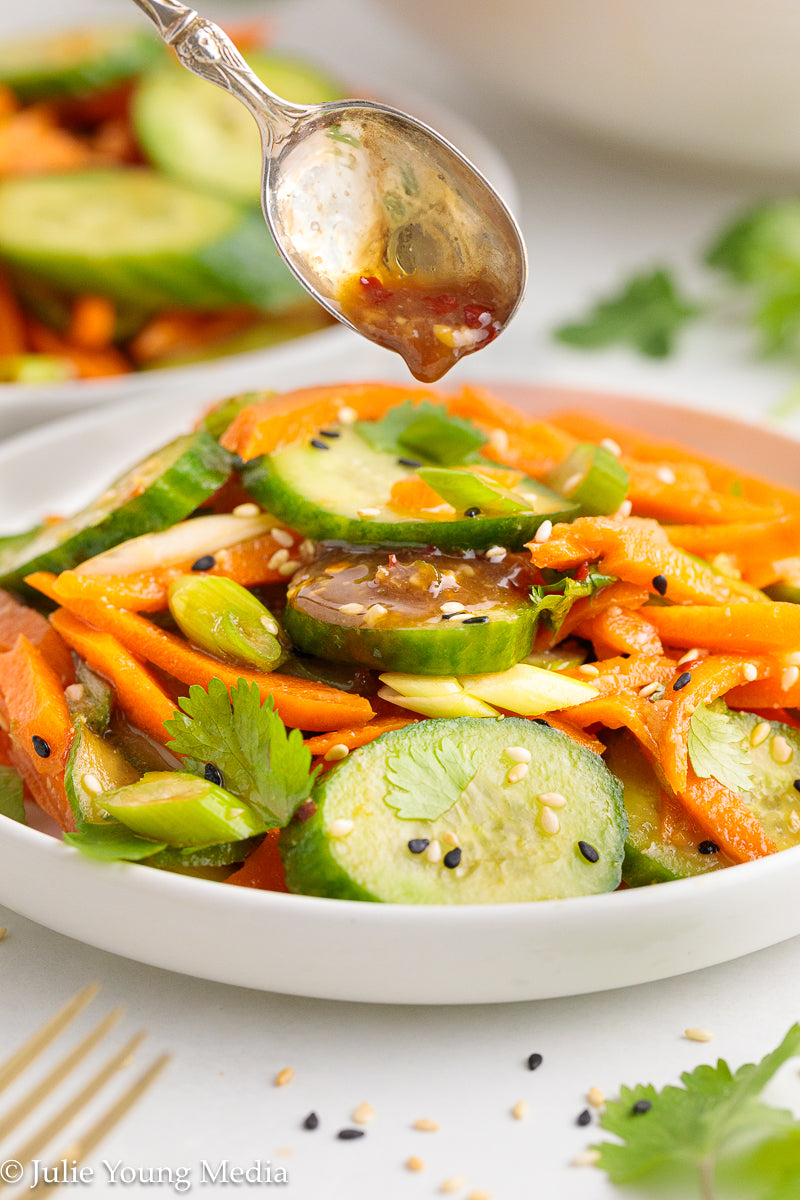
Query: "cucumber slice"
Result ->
[[280, 717, 627, 903], [66, 662, 114, 735], [0, 431, 232, 591], [65, 718, 140, 825], [603, 732, 728, 885], [0, 27, 161, 102], [133, 53, 345, 205], [144, 839, 260, 871], [0, 169, 307, 314], [285, 548, 535, 675], [242, 425, 576, 550], [547, 443, 629, 517], [722, 707, 800, 850], [101, 771, 266, 846]]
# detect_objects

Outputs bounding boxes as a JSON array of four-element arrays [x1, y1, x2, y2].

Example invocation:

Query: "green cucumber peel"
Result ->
[[354, 400, 486, 464]]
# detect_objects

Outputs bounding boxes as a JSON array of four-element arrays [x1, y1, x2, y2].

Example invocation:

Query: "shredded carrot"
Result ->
[[575, 605, 663, 659], [0, 268, 26, 356], [26, 319, 130, 378], [305, 715, 417, 761], [0, 104, 92, 175], [225, 828, 288, 892], [67, 295, 116, 351], [647, 604, 800, 654], [0, 588, 74, 685]]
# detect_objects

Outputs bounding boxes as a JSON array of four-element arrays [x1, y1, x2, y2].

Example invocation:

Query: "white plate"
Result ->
[[0, 381, 798, 1004]]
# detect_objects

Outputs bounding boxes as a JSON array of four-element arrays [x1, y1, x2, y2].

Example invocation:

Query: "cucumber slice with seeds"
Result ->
[[0, 27, 161, 102], [280, 717, 627, 903], [0, 169, 307, 314], [242, 425, 576, 550], [0, 431, 232, 592], [285, 548, 536, 675]]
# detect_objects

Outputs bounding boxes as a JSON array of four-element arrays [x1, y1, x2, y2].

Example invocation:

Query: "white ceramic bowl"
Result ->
[[0, 380, 798, 1003], [381, 0, 800, 175]]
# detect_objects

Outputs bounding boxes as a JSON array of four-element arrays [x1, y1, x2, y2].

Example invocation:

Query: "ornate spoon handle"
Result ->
[[130, 0, 301, 145]]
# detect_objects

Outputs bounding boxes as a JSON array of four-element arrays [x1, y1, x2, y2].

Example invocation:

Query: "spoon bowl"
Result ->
[[132, 0, 527, 379]]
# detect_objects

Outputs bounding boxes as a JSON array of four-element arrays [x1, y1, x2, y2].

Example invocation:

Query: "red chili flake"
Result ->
[[388, 554, 398, 567], [574, 562, 591, 583], [463, 303, 492, 328], [359, 276, 392, 303], [422, 294, 458, 315]]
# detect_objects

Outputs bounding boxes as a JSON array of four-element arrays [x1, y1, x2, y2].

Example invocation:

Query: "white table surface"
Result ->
[[3, 1, 800, 1197]]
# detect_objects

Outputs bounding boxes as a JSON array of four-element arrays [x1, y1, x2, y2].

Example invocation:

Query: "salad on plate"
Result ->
[[0, 380, 799, 904]]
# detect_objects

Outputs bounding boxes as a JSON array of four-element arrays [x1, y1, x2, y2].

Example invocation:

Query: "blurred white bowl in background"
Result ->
[[380, 0, 800, 175]]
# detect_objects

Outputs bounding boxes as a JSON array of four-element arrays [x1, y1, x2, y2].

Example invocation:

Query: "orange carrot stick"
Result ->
[[304, 715, 417, 760], [0, 589, 74, 685], [575, 605, 663, 659], [647, 604, 800, 654], [225, 828, 288, 892], [67, 295, 116, 351], [26, 319, 130, 378], [0, 268, 26, 356]]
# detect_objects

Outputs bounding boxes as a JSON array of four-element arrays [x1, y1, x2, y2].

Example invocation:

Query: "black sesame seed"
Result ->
[[631, 1100, 652, 1116], [652, 574, 668, 596], [191, 554, 216, 572], [204, 762, 223, 787], [408, 838, 430, 854], [441, 611, 468, 620], [673, 671, 692, 691], [443, 847, 462, 869], [31, 735, 51, 759], [576, 1109, 591, 1127], [302, 1112, 319, 1130], [397, 456, 422, 468], [462, 615, 489, 625], [698, 840, 720, 855], [310, 438, 330, 450], [464, 507, 481, 518], [337, 1129, 364, 1140], [319, 429, 340, 438], [527, 1052, 543, 1071], [793, 780, 800, 794], [533, 718, 551, 727], [578, 840, 600, 864]]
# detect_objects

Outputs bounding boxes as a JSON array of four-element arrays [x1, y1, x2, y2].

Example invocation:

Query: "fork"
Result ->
[[0, 984, 170, 1193]]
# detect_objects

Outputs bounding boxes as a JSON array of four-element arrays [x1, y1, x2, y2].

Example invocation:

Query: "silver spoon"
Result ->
[[132, 0, 528, 381]]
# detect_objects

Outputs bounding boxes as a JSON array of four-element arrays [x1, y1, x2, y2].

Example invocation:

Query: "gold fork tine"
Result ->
[[30, 1054, 172, 1197], [0, 1008, 123, 1144], [0, 985, 99, 1096], [1, 1031, 146, 1184]]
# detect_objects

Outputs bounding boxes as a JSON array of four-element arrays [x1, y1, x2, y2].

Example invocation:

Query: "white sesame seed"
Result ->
[[406, 1156, 425, 1172], [511, 1099, 528, 1120], [357, 507, 381, 518], [339, 602, 365, 614], [268, 548, 289, 570], [274, 1067, 294, 1087], [505, 746, 532, 763], [538, 791, 567, 808], [541, 807, 561, 835], [329, 819, 354, 838], [506, 763, 529, 784], [413, 1118, 439, 1132], [655, 466, 677, 485], [440, 1177, 467, 1194], [486, 545, 506, 560], [489, 428, 509, 454], [441, 601, 467, 614], [571, 1150, 601, 1167], [233, 502, 260, 518], [338, 405, 358, 424], [587, 1086, 605, 1108], [615, 499, 633, 518], [278, 559, 300, 577], [534, 520, 553, 544], [352, 1101, 375, 1125], [790, 811, 800, 834], [684, 1027, 713, 1043], [772, 736, 793, 764], [64, 683, 85, 702], [363, 604, 388, 627], [751, 721, 771, 748], [638, 681, 662, 699], [467, 1191, 492, 1200], [300, 539, 316, 559], [600, 437, 622, 457], [742, 663, 758, 682], [271, 527, 294, 547], [782, 666, 800, 690], [578, 663, 600, 677], [425, 840, 442, 864], [81, 773, 103, 796], [442, 831, 459, 846], [678, 648, 702, 665], [324, 744, 349, 763]]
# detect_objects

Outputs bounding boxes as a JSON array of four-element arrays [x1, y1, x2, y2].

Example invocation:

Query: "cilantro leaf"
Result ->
[[689, 701, 754, 793], [164, 678, 318, 828], [64, 823, 166, 862], [736, 1127, 800, 1200], [384, 736, 478, 821], [554, 268, 701, 358], [355, 400, 486, 465], [0, 765, 25, 825], [593, 1024, 800, 1194], [530, 571, 616, 637]]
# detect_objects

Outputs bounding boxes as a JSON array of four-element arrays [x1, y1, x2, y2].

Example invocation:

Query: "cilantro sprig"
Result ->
[[593, 1025, 800, 1199], [165, 677, 318, 829], [0, 765, 25, 825], [530, 570, 616, 637], [384, 736, 478, 821], [688, 701, 754, 794]]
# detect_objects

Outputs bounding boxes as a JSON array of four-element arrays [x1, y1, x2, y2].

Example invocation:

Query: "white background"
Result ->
[[2, 0, 800, 1197]]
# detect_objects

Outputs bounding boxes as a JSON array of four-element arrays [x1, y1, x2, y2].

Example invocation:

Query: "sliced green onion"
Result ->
[[548, 443, 629, 516]]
